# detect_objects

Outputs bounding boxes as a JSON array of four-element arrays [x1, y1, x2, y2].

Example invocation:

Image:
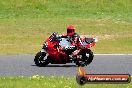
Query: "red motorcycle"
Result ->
[[34, 32, 98, 67]]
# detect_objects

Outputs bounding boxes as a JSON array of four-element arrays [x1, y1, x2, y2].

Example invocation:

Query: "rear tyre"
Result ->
[[34, 52, 49, 67], [76, 49, 94, 67]]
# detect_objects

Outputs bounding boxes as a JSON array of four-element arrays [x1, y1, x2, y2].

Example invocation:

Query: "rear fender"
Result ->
[[82, 37, 98, 48], [85, 42, 96, 49]]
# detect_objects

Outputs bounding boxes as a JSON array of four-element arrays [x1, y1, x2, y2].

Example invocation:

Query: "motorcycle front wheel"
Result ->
[[34, 52, 49, 67]]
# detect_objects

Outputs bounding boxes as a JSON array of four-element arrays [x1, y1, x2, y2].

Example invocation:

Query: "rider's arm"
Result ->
[[74, 33, 84, 49]]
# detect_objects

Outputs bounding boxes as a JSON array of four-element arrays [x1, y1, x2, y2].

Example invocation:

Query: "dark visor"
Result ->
[[67, 29, 74, 33]]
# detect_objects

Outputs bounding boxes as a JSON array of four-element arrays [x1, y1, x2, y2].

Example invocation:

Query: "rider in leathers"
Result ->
[[65, 25, 84, 59]]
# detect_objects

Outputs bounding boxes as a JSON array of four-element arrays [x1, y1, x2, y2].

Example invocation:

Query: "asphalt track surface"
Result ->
[[0, 54, 132, 76]]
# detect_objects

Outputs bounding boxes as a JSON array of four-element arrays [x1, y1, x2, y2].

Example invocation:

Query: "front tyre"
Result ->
[[34, 52, 49, 67]]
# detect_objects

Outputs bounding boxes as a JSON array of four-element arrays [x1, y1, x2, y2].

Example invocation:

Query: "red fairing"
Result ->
[[45, 36, 68, 64], [85, 42, 96, 48]]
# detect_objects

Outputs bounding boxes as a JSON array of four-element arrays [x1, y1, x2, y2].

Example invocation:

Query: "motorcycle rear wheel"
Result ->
[[76, 49, 94, 67], [34, 52, 49, 67]]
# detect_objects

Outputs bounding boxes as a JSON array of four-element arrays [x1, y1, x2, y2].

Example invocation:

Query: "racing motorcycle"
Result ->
[[34, 32, 98, 67]]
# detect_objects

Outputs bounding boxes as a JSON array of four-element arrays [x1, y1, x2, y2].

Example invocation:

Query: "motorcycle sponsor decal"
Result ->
[[76, 67, 131, 85]]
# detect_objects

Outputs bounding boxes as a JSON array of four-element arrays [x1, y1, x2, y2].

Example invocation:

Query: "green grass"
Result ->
[[0, 18, 131, 54], [0, 0, 132, 54], [0, 1, 132, 87], [0, 76, 131, 88], [0, 0, 132, 20]]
